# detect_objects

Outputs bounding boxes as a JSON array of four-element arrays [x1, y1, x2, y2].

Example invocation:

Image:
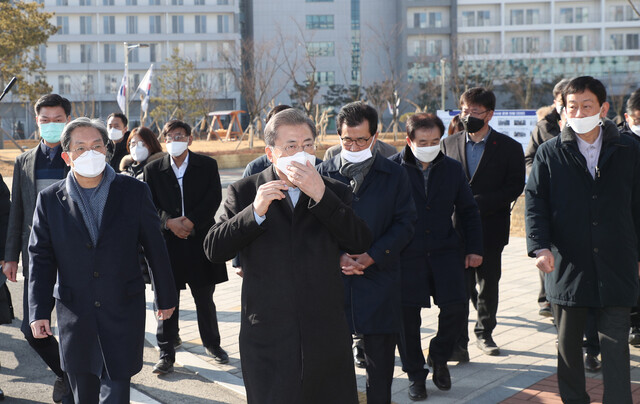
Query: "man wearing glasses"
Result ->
[[205, 108, 372, 403], [441, 88, 525, 359], [318, 101, 416, 404], [28, 117, 177, 402], [143, 120, 229, 374]]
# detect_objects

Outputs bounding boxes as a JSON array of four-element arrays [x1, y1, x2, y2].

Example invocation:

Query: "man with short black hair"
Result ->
[[3, 93, 73, 403], [526, 76, 640, 403], [106, 112, 129, 172], [442, 87, 525, 359]]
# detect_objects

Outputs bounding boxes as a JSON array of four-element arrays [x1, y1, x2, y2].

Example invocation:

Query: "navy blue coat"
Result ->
[[28, 174, 177, 379], [526, 120, 640, 307], [390, 147, 483, 307], [318, 154, 416, 334]]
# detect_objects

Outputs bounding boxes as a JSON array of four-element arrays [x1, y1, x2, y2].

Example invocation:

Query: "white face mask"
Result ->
[[341, 135, 375, 164], [108, 128, 124, 141], [411, 144, 440, 163], [72, 150, 106, 178], [631, 125, 640, 137], [555, 104, 563, 115], [567, 110, 602, 134], [274, 151, 316, 177], [166, 141, 188, 157], [130, 145, 149, 162]]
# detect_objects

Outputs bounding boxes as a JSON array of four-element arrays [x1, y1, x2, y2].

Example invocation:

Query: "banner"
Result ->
[[116, 72, 127, 114]]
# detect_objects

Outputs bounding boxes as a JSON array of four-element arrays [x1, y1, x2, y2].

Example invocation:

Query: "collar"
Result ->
[[466, 128, 492, 144], [575, 127, 603, 152], [39, 141, 61, 156], [170, 150, 190, 171]]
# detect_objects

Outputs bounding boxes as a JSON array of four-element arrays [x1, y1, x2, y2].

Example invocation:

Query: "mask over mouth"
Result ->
[[411, 144, 440, 163], [341, 135, 375, 163], [72, 150, 106, 178], [275, 151, 316, 178], [130, 145, 149, 162], [166, 141, 188, 157], [40, 122, 66, 143], [461, 116, 485, 133], [567, 110, 602, 134], [108, 128, 124, 141]]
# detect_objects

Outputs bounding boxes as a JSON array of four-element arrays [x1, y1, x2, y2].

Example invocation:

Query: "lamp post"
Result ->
[[123, 42, 149, 120], [440, 58, 446, 110]]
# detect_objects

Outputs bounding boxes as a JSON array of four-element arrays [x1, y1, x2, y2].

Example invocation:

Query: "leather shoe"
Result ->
[[353, 342, 366, 368], [205, 346, 229, 364], [539, 304, 553, 318], [427, 356, 451, 391], [584, 353, 601, 373], [408, 380, 427, 401], [153, 358, 174, 374], [0, 386, 4, 401], [174, 335, 182, 350], [53, 374, 70, 403], [448, 346, 470, 363], [477, 336, 500, 356], [629, 326, 640, 345]]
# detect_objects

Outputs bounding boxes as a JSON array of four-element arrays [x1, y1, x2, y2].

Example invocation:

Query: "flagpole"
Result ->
[[124, 42, 129, 120]]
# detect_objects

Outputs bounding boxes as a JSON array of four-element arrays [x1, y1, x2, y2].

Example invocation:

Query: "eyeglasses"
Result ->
[[272, 143, 316, 156], [340, 136, 372, 147], [461, 108, 489, 117], [70, 144, 105, 154], [165, 133, 189, 142], [129, 140, 146, 148]]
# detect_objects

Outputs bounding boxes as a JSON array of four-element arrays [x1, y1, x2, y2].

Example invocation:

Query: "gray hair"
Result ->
[[61, 117, 109, 152], [263, 109, 316, 147]]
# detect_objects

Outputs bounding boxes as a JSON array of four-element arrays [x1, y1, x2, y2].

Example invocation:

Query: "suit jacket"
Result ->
[[144, 151, 228, 289], [5, 146, 69, 275], [28, 174, 177, 379], [441, 129, 525, 250], [204, 166, 372, 403], [0, 174, 10, 261]]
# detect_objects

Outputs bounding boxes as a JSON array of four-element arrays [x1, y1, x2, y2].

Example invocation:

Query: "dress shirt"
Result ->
[[465, 129, 491, 177], [170, 152, 190, 216], [575, 128, 603, 179]]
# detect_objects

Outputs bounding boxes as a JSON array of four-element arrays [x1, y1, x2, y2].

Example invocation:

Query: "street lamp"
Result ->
[[123, 42, 149, 120], [440, 58, 446, 110]]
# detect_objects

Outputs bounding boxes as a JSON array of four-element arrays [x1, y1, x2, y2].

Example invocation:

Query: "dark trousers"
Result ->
[[554, 305, 631, 404], [67, 369, 130, 404], [362, 334, 396, 404], [21, 278, 64, 378], [630, 295, 640, 328], [584, 309, 600, 356], [459, 247, 502, 347], [538, 271, 548, 305], [156, 283, 220, 361], [398, 303, 466, 382]]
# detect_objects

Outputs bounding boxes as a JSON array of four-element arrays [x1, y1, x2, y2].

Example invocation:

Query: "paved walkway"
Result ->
[[142, 236, 640, 403]]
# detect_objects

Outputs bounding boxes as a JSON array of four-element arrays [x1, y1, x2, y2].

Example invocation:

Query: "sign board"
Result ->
[[437, 110, 538, 151]]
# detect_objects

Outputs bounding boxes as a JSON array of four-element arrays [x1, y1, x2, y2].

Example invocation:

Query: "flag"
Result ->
[[137, 64, 154, 113], [117, 71, 127, 114]]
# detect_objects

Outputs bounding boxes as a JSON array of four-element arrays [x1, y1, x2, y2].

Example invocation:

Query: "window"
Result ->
[[149, 0, 160, 5], [58, 75, 71, 94], [172, 15, 184, 33], [79, 0, 92, 5], [306, 0, 333, 2], [103, 16, 115, 34], [103, 0, 114, 5], [575, 35, 586, 51], [427, 39, 442, 55], [129, 48, 139, 63], [105, 74, 119, 94], [510, 9, 524, 25], [194, 0, 204, 4], [150, 16, 162, 33], [412, 12, 441, 28], [612, 5, 625, 21], [526, 37, 540, 53], [126, 0, 137, 4], [81, 75, 94, 94], [217, 15, 229, 33], [462, 38, 475, 54], [526, 9, 540, 24], [195, 15, 207, 33], [38, 44, 47, 64], [627, 34, 639, 49], [559, 36, 573, 51], [511, 37, 524, 53], [307, 41, 335, 57], [197, 42, 208, 61], [149, 43, 159, 62], [57, 44, 69, 63], [610, 34, 624, 50], [461, 11, 475, 27], [217, 0, 228, 4], [171, 0, 184, 4], [559, 8, 573, 23], [575, 7, 588, 23], [477, 38, 490, 54], [104, 44, 116, 62], [306, 15, 334, 29], [127, 16, 138, 34], [477, 10, 490, 26], [413, 13, 426, 28], [56, 0, 68, 5], [311, 71, 335, 86], [628, 5, 640, 20], [56, 17, 69, 34], [429, 12, 442, 28], [80, 16, 92, 34], [80, 44, 93, 63]]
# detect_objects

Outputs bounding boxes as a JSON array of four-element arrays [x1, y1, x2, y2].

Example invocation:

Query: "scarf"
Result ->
[[66, 164, 116, 245], [339, 155, 375, 194]]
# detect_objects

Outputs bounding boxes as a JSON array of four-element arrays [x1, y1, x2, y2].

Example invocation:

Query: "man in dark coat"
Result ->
[[204, 108, 372, 403], [106, 112, 129, 173], [317, 102, 416, 404], [144, 120, 229, 374], [390, 113, 482, 401], [441, 87, 525, 358], [526, 76, 640, 404], [3, 94, 72, 403], [524, 78, 570, 319], [28, 118, 177, 403]]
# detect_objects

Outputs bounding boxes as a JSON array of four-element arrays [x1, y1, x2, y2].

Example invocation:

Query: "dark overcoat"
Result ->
[[204, 166, 372, 404], [441, 129, 525, 251], [28, 175, 177, 379], [525, 120, 640, 307], [389, 147, 483, 307], [317, 154, 416, 334], [144, 151, 228, 289]]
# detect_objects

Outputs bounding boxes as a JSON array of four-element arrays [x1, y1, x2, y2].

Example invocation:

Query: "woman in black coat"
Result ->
[[119, 126, 165, 180], [389, 113, 482, 399]]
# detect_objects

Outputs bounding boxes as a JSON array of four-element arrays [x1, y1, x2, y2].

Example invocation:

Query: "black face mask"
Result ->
[[462, 116, 485, 133]]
